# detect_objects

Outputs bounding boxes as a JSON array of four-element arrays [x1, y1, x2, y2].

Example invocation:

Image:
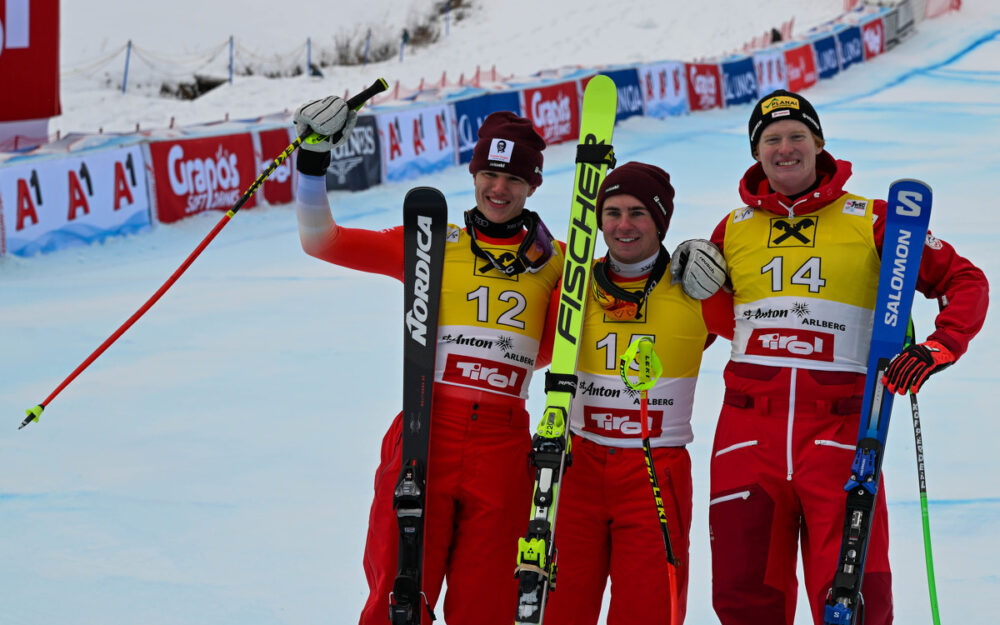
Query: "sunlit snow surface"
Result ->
[[3, 4, 999, 624]]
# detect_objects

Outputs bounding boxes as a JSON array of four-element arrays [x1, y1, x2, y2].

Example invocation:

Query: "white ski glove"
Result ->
[[669, 239, 728, 300], [293, 95, 358, 152]]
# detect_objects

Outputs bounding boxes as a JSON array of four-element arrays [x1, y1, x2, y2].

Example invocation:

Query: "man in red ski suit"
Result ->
[[543, 162, 733, 625], [674, 89, 989, 625], [292, 99, 564, 625]]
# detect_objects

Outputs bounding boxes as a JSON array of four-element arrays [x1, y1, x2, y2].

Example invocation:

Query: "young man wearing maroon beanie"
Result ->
[[672, 89, 989, 625], [543, 162, 733, 625], [292, 99, 563, 624]]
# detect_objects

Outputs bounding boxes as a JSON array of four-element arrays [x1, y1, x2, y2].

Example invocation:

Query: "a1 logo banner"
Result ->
[[637, 61, 689, 119], [521, 80, 581, 145], [685, 63, 723, 112], [377, 103, 456, 183], [753, 49, 788, 94], [0, 145, 151, 256], [147, 133, 257, 223], [784, 42, 818, 92]]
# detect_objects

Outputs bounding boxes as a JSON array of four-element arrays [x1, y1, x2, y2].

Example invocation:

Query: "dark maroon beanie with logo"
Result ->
[[596, 161, 675, 241], [468, 111, 546, 187]]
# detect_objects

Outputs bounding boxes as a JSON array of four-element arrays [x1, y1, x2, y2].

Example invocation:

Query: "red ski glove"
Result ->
[[882, 340, 955, 395]]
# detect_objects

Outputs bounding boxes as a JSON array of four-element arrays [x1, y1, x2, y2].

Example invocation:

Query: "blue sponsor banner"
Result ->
[[836, 25, 864, 70], [721, 56, 758, 107], [602, 68, 644, 121], [813, 33, 841, 80], [454, 91, 522, 164]]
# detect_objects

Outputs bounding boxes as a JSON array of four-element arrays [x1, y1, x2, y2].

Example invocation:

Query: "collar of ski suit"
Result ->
[[738, 150, 853, 217]]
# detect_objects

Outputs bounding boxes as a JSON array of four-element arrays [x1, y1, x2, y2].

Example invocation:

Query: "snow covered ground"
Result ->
[[3, 1, 998, 624]]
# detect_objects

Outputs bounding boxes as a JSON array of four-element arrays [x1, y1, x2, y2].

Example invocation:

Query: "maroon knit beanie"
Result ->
[[468, 111, 546, 187], [596, 162, 675, 241]]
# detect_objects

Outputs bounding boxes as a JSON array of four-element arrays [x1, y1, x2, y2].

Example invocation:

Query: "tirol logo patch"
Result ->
[[761, 95, 800, 114], [771, 109, 791, 118], [443, 353, 527, 395], [843, 199, 867, 216], [768, 217, 817, 247], [488, 138, 513, 163], [746, 328, 835, 361], [583, 406, 664, 439]]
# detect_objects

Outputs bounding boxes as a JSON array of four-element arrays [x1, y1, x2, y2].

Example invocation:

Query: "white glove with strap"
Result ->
[[294, 96, 357, 152], [669, 239, 727, 300]]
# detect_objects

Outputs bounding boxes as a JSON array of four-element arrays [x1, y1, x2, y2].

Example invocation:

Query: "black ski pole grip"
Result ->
[[299, 78, 388, 145], [346, 77, 389, 110]]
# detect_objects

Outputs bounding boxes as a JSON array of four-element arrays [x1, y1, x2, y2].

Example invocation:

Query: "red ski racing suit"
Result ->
[[296, 173, 563, 625], [708, 152, 988, 625], [545, 251, 733, 625]]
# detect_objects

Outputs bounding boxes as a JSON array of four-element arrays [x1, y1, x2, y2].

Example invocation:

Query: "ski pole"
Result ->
[[619, 337, 679, 625], [19, 78, 389, 430], [905, 319, 942, 625]]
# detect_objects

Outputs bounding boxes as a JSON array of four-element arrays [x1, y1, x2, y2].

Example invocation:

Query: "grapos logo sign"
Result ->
[[863, 21, 884, 56], [0, 0, 30, 58], [690, 66, 718, 109], [167, 144, 242, 213], [531, 90, 572, 141]]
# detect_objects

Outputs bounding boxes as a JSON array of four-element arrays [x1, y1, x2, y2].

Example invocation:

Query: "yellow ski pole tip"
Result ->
[[19, 405, 44, 430]]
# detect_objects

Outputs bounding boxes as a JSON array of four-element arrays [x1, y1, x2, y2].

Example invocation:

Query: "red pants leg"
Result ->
[[710, 365, 802, 625], [433, 403, 532, 625], [546, 439, 692, 625], [360, 412, 453, 625], [606, 445, 692, 625], [543, 438, 612, 625], [792, 400, 893, 625]]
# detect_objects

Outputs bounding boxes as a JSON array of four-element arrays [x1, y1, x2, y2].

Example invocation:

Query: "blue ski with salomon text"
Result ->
[[824, 179, 933, 625]]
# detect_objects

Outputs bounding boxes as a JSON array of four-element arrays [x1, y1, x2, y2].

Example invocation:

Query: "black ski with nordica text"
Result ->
[[391, 187, 448, 625]]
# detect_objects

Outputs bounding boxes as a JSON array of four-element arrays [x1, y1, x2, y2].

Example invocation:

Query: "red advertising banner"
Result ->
[[925, 0, 961, 19], [147, 134, 257, 223], [861, 18, 886, 60], [685, 63, 722, 111], [784, 43, 818, 92], [522, 81, 580, 146], [256, 127, 295, 206], [0, 0, 61, 122]]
